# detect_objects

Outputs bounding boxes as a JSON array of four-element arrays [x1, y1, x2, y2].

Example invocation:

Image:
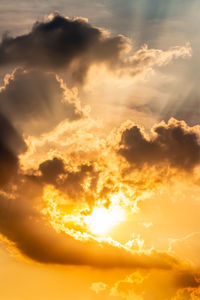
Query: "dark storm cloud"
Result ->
[[118, 118, 200, 170], [0, 68, 84, 135], [0, 113, 26, 186], [0, 14, 128, 83]]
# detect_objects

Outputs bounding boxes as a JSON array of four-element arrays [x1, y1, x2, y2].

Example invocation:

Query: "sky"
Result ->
[[0, 1, 200, 299]]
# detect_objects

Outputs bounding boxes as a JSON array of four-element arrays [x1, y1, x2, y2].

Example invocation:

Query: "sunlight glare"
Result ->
[[84, 205, 125, 235]]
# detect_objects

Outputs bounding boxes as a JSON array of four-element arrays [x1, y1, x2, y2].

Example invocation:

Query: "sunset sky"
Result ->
[[0, 1, 200, 299]]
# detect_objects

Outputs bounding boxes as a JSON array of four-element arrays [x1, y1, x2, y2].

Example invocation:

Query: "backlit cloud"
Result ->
[[0, 10, 198, 300]]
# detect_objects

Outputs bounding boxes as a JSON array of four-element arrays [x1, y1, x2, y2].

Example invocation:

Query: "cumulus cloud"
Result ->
[[0, 14, 128, 83], [0, 68, 84, 135], [35, 157, 99, 201], [0, 13, 197, 291], [38, 157, 66, 183], [0, 112, 199, 269], [0, 14, 191, 84], [118, 118, 200, 171], [0, 117, 198, 270]]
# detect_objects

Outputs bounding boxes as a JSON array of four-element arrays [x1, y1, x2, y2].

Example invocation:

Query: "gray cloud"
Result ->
[[35, 157, 99, 202], [119, 118, 200, 171], [0, 14, 128, 84], [0, 68, 84, 135], [39, 157, 66, 183], [0, 113, 26, 186]]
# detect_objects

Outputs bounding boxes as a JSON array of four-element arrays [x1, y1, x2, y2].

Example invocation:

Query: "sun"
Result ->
[[84, 205, 125, 236]]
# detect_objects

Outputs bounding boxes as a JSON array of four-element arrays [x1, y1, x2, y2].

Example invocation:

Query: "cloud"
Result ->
[[0, 176, 181, 269], [0, 113, 26, 186], [118, 118, 200, 171], [174, 287, 200, 300], [0, 81, 198, 274], [0, 13, 197, 289], [107, 269, 200, 300], [0, 68, 84, 135], [0, 14, 128, 84], [0, 13, 191, 84], [38, 157, 66, 183], [35, 157, 99, 201], [90, 282, 107, 293], [118, 43, 191, 77]]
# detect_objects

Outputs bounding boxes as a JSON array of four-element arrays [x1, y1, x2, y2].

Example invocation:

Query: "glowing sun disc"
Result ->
[[84, 206, 125, 235]]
